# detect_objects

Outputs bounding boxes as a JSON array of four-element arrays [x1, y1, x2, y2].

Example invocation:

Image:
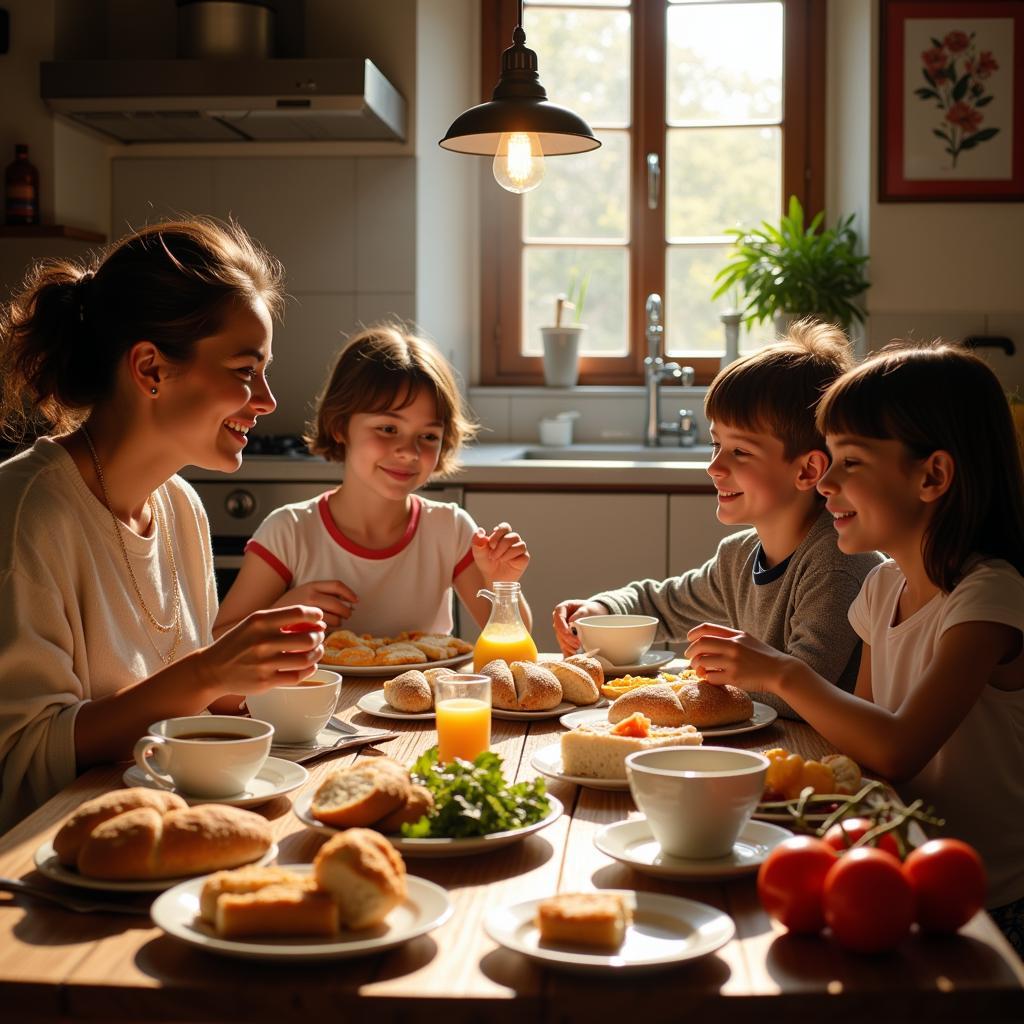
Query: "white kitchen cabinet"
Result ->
[[668, 495, 745, 576], [462, 492, 668, 653]]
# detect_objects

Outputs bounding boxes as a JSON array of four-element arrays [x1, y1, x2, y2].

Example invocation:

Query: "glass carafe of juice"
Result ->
[[473, 581, 538, 670]]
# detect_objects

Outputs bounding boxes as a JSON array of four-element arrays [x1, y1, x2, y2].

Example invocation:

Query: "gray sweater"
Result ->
[[591, 508, 884, 719]]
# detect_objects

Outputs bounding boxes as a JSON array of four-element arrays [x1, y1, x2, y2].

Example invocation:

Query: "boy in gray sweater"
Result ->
[[553, 320, 883, 718]]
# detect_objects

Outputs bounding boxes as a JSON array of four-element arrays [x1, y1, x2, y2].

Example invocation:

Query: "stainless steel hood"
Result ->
[[40, 58, 406, 144]]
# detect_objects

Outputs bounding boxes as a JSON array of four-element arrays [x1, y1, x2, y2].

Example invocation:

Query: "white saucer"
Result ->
[[530, 741, 629, 791], [596, 649, 675, 677], [484, 889, 734, 973], [559, 700, 779, 738], [122, 756, 308, 807], [594, 817, 793, 880], [319, 653, 470, 678]]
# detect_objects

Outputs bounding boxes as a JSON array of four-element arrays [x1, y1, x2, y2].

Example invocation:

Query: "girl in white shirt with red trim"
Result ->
[[685, 343, 1024, 953], [214, 323, 531, 640]]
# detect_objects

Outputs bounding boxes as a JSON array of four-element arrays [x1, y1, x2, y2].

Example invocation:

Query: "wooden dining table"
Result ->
[[1, 666, 1022, 1024]]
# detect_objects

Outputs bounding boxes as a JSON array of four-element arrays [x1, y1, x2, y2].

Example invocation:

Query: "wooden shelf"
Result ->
[[0, 224, 106, 242]]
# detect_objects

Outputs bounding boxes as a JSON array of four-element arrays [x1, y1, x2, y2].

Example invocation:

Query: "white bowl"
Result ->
[[245, 669, 341, 744], [574, 614, 658, 667]]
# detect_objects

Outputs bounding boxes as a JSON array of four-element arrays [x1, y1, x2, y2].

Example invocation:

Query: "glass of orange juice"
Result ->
[[435, 673, 491, 764]]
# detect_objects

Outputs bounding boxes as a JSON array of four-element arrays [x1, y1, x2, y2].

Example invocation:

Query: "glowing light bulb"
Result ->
[[493, 132, 545, 194]]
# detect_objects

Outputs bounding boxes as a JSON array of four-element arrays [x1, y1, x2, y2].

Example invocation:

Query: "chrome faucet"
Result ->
[[644, 293, 695, 446]]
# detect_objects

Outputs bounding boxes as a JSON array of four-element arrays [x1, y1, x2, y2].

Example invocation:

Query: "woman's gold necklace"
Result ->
[[80, 425, 182, 665]]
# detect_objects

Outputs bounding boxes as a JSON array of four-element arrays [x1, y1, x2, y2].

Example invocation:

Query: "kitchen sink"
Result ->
[[515, 443, 714, 462]]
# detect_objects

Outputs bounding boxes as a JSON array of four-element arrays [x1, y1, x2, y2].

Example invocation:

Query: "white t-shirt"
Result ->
[[0, 438, 217, 833], [246, 492, 477, 637], [849, 558, 1024, 907]]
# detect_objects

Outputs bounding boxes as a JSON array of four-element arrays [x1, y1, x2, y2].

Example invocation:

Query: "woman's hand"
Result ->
[[552, 600, 607, 656], [472, 523, 530, 584], [195, 605, 326, 696], [273, 579, 357, 628], [684, 623, 796, 692]]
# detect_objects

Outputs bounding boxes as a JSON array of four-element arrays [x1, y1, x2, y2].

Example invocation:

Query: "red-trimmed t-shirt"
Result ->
[[245, 492, 477, 635]]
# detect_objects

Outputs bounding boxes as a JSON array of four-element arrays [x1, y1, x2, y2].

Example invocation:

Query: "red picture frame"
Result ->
[[880, 0, 1024, 201]]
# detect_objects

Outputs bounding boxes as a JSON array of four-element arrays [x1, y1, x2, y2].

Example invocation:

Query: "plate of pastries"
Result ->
[[356, 654, 609, 721], [320, 629, 473, 676], [35, 789, 279, 892], [150, 828, 452, 961]]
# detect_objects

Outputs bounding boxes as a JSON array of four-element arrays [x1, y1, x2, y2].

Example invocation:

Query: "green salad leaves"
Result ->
[[400, 747, 551, 839]]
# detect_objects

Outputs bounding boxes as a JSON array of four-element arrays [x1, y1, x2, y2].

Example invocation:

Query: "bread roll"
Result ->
[[200, 865, 306, 923], [536, 892, 632, 949], [423, 667, 456, 693], [510, 661, 563, 711], [480, 659, 517, 710], [215, 885, 339, 939], [53, 788, 187, 867], [822, 753, 862, 794], [675, 682, 753, 727], [314, 828, 407, 930], [75, 804, 273, 881], [384, 669, 433, 712], [564, 654, 604, 688], [548, 661, 600, 706], [607, 683, 687, 727], [311, 761, 410, 828], [376, 784, 435, 833]]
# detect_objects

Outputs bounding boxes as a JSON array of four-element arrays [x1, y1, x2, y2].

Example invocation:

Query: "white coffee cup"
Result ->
[[625, 746, 770, 859], [132, 715, 274, 798], [574, 614, 658, 666], [244, 669, 342, 744]]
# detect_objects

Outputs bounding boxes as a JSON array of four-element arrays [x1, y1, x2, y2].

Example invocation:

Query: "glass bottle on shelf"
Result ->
[[5, 144, 39, 225], [473, 581, 538, 670]]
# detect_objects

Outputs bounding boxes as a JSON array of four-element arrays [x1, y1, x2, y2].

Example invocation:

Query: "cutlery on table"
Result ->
[[0, 877, 149, 915]]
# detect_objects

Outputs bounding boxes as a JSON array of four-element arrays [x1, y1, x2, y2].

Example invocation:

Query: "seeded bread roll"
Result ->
[[200, 865, 307, 923], [384, 669, 433, 713], [422, 667, 457, 694], [511, 661, 563, 711], [480, 659, 517, 709], [536, 892, 632, 949], [564, 654, 604, 688], [376, 784, 435, 833], [548, 661, 601, 706], [311, 761, 410, 828], [314, 828, 407, 930], [607, 684, 688, 727], [75, 804, 273, 881], [53, 788, 187, 867], [215, 885, 339, 939], [675, 682, 753, 727]]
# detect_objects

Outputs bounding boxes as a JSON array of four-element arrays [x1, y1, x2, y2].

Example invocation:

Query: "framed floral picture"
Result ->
[[880, 0, 1024, 201]]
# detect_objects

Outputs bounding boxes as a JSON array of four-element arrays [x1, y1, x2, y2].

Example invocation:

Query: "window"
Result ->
[[479, 0, 825, 384]]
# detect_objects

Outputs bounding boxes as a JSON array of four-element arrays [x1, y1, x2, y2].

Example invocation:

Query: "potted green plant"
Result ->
[[541, 270, 589, 388], [712, 196, 870, 334]]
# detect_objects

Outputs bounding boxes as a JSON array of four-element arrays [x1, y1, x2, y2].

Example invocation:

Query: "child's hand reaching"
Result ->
[[552, 600, 608, 656], [273, 579, 357, 628], [684, 623, 796, 692], [472, 523, 530, 585]]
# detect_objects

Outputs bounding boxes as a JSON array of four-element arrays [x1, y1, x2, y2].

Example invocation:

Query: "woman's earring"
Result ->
[[150, 387, 158, 396]]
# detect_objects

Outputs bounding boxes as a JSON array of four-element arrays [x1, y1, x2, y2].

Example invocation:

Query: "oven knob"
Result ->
[[225, 489, 256, 519]]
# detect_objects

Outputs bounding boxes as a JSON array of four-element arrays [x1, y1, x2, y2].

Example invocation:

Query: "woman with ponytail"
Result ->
[[0, 219, 325, 831]]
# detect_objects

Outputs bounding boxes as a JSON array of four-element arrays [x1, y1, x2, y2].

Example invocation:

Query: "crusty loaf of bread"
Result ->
[[384, 669, 433, 713], [560, 721, 702, 780], [511, 661, 563, 711], [675, 682, 753, 727], [607, 683, 687, 727], [564, 654, 604, 688], [311, 761, 410, 828], [376, 784, 434, 833], [480, 659, 517, 710], [548, 661, 600, 706], [215, 884, 339, 939], [75, 804, 273, 881], [199, 865, 307, 924], [53, 788, 187, 867], [536, 892, 632, 949], [314, 828, 407, 930]]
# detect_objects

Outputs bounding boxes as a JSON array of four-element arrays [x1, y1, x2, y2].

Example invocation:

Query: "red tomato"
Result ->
[[757, 836, 837, 934], [903, 839, 987, 933], [822, 817, 902, 860], [823, 847, 914, 953]]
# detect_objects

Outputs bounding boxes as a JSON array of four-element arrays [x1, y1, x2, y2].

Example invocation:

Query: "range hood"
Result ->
[[40, 58, 406, 144]]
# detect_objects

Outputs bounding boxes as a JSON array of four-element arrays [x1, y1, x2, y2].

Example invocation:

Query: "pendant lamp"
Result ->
[[439, 0, 601, 194]]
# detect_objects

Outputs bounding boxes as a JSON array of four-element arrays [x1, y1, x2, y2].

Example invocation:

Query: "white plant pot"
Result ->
[[540, 326, 583, 388]]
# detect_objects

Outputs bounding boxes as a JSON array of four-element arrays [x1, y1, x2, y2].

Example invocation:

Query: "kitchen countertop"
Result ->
[[184, 444, 717, 490]]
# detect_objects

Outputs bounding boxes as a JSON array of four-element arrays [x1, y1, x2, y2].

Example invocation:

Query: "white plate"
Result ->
[[122, 756, 308, 807], [292, 789, 563, 857], [484, 889, 735, 973], [493, 698, 607, 721], [559, 700, 779, 738], [319, 653, 471, 678], [356, 689, 436, 720], [530, 741, 629, 791], [594, 818, 793, 880], [151, 866, 452, 961], [595, 650, 676, 677], [33, 841, 279, 894]]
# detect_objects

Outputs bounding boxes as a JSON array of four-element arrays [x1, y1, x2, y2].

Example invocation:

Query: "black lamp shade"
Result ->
[[440, 98, 601, 157]]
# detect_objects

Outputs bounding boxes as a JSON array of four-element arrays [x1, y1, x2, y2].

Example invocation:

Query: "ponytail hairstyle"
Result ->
[[816, 341, 1024, 590], [0, 217, 284, 440], [306, 321, 478, 477]]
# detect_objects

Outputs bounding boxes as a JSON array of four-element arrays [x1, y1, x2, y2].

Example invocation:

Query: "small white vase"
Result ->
[[719, 311, 742, 370], [541, 326, 583, 388]]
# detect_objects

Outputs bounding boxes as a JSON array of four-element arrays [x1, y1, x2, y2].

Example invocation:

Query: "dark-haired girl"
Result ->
[[0, 219, 324, 831]]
